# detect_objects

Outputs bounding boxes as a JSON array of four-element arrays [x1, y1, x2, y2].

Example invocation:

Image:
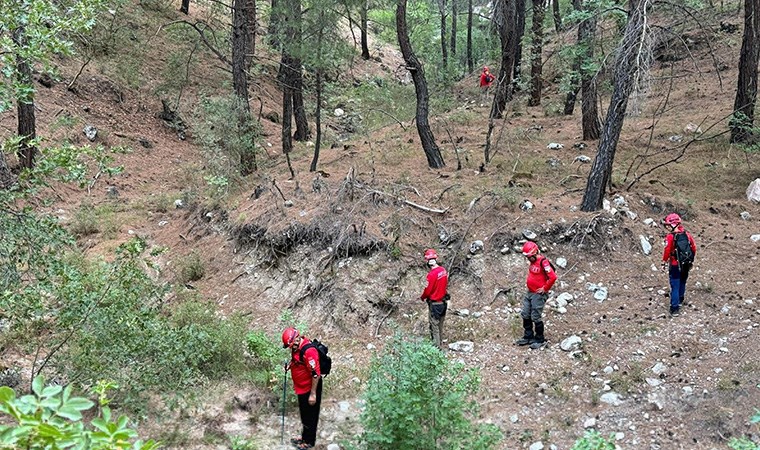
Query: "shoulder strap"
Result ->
[[299, 342, 316, 362]]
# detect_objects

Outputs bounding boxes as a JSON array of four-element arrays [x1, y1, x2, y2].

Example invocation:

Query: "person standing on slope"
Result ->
[[516, 241, 557, 349], [419, 249, 449, 350], [661, 213, 697, 317], [282, 327, 323, 450], [479, 66, 495, 102]]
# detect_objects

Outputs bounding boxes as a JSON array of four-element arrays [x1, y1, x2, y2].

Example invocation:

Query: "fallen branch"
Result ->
[[361, 185, 448, 214]]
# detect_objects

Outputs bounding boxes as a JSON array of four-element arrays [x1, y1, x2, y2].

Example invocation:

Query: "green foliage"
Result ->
[[570, 430, 616, 450], [193, 94, 261, 182], [355, 335, 502, 450], [0, 376, 160, 449], [176, 250, 206, 283], [245, 331, 282, 386], [230, 436, 259, 450], [0, 0, 108, 111], [729, 410, 760, 450]]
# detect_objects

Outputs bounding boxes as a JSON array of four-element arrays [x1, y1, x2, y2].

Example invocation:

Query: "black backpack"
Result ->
[[299, 339, 332, 376], [538, 256, 557, 279], [674, 233, 695, 269]]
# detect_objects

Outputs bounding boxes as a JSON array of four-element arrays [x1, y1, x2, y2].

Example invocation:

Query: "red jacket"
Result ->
[[480, 71, 494, 87], [663, 228, 697, 266], [526, 256, 557, 293], [420, 265, 448, 302], [290, 338, 321, 395]]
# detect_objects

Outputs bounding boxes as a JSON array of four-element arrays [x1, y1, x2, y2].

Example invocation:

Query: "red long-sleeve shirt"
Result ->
[[420, 266, 448, 302], [526, 256, 557, 293], [662, 228, 697, 266], [290, 338, 321, 395]]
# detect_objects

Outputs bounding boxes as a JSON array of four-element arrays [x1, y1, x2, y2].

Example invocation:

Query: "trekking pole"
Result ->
[[281, 363, 288, 445]]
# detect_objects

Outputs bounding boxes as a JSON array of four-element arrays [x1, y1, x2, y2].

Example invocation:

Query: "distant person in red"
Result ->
[[516, 241, 557, 349], [419, 248, 449, 349], [283, 327, 322, 450], [661, 213, 697, 317], [479, 66, 495, 101]]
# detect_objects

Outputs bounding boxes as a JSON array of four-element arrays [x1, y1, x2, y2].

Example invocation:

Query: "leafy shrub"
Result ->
[[176, 250, 206, 283], [570, 430, 616, 450], [354, 335, 502, 450], [0, 376, 159, 449], [246, 330, 282, 386]]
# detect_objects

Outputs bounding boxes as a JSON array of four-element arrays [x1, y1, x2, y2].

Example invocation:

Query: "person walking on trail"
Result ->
[[419, 249, 449, 349], [479, 66, 495, 101], [516, 241, 557, 349], [661, 213, 697, 317], [282, 327, 323, 450]]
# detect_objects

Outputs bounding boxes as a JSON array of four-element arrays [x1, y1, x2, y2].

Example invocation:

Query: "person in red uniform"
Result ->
[[419, 249, 449, 349], [282, 327, 322, 450], [661, 213, 697, 316], [516, 241, 557, 349], [479, 66, 495, 100]]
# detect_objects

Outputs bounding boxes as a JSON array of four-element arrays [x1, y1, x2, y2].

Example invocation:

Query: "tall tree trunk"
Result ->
[[528, 0, 544, 106], [438, 0, 448, 69], [513, 0, 526, 84], [233, 0, 256, 174], [292, 70, 310, 140], [269, 0, 281, 48], [581, 0, 651, 211], [279, 55, 296, 178], [245, 0, 256, 72], [360, 0, 370, 60], [0, 152, 12, 188], [13, 28, 37, 170], [180, 0, 190, 14], [311, 26, 324, 172], [466, 0, 473, 73], [491, 0, 518, 119], [451, 0, 457, 56], [731, 0, 760, 143], [551, 0, 562, 33], [563, 0, 582, 115], [284, 0, 308, 141], [576, 0, 601, 139], [396, 0, 445, 168]]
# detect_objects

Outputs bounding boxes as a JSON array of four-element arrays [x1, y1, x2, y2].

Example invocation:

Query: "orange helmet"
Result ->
[[522, 241, 539, 257], [664, 213, 681, 227], [282, 327, 299, 348], [424, 249, 439, 261]]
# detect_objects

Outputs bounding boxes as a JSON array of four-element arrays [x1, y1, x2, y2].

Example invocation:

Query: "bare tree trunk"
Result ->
[[245, 0, 256, 71], [578, 0, 601, 139], [491, 0, 518, 119], [279, 55, 296, 178], [360, 0, 370, 60], [513, 0, 526, 84], [269, 0, 281, 48], [451, 0, 457, 56], [563, 0, 582, 115], [13, 28, 37, 170], [528, 0, 544, 106], [282, 0, 308, 141], [581, 0, 651, 211], [730, 0, 760, 143], [466, 0, 473, 73], [180, 0, 190, 14], [438, 0, 448, 69], [0, 152, 12, 188], [311, 26, 324, 172], [551, 0, 562, 33], [233, 0, 256, 174], [397, 0, 445, 168]]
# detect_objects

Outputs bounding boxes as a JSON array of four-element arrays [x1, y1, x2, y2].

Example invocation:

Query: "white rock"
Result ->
[[584, 417, 597, 428], [520, 200, 534, 211], [594, 287, 609, 301], [657, 290, 666, 296], [615, 432, 625, 441], [174, 199, 184, 208], [747, 178, 760, 203], [684, 122, 703, 134], [158, 220, 168, 227], [556, 292, 574, 306], [643, 218, 656, 226], [646, 378, 662, 387], [366, 343, 376, 350], [448, 341, 474, 352], [751, 234, 760, 242], [547, 142, 564, 150], [334, 108, 345, 117], [560, 335, 582, 351], [721, 305, 731, 314], [651, 362, 667, 375], [83, 125, 98, 141], [626, 210, 638, 220], [555, 257, 568, 268], [683, 386, 694, 395], [740, 211, 752, 220], [648, 392, 665, 410], [556, 307, 567, 314], [510, 414, 519, 423], [574, 155, 591, 164], [529, 441, 545, 450], [458, 309, 470, 317], [327, 444, 341, 450], [640, 235, 652, 255], [523, 229, 538, 240], [603, 366, 614, 374], [600, 392, 623, 406]]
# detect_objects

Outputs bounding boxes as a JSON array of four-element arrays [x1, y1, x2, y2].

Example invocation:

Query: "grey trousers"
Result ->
[[428, 301, 447, 348], [521, 292, 547, 323]]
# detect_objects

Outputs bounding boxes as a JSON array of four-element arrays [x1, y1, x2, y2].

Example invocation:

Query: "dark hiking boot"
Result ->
[[516, 318, 534, 345], [516, 337, 533, 346], [670, 307, 680, 317], [529, 340, 547, 350]]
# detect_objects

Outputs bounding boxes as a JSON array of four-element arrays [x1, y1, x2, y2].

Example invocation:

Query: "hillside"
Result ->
[[2, 0, 760, 449]]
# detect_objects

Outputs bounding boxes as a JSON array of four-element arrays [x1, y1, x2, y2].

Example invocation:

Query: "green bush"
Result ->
[[354, 335, 502, 450], [729, 410, 760, 450], [570, 430, 616, 450], [246, 330, 282, 386], [176, 250, 206, 283], [0, 376, 159, 449]]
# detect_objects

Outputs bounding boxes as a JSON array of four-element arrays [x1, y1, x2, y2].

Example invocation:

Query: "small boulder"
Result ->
[[547, 143, 564, 150], [574, 155, 591, 164], [448, 341, 474, 352], [555, 257, 567, 268], [740, 211, 751, 220], [684, 123, 703, 134], [599, 392, 623, 406], [747, 178, 760, 203], [469, 240, 484, 254], [640, 235, 652, 255], [523, 229, 537, 240], [520, 200, 534, 211], [83, 125, 98, 141], [560, 335, 582, 351]]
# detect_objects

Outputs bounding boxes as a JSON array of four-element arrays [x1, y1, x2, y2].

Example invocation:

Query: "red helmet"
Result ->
[[483, 66, 489, 72], [522, 241, 539, 257], [664, 213, 681, 226], [282, 327, 299, 348], [424, 249, 438, 261]]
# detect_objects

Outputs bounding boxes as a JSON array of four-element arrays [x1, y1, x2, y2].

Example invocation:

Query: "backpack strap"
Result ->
[[299, 342, 315, 363]]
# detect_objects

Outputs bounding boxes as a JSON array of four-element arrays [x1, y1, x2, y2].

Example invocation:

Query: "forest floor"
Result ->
[[1, 2, 760, 450]]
